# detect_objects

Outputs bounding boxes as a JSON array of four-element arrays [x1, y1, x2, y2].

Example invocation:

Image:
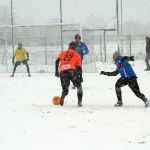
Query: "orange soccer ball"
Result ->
[[52, 96, 61, 105]]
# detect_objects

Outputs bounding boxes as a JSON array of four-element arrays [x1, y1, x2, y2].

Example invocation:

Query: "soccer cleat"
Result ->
[[78, 101, 82, 107], [145, 100, 150, 108], [115, 101, 123, 107], [11, 74, 14, 77], [59, 98, 64, 106], [145, 68, 150, 71]]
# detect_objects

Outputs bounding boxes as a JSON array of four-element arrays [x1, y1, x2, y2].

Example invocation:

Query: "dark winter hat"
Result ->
[[69, 41, 76, 50], [146, 36, 149, 40], [18, 42, 22, 46], [75, 34, 81, 39], [113, 51, 121, 58]]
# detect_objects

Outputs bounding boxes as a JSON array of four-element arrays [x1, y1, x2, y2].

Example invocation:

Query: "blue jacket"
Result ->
[[115, 56, 137, 78], [75, 42, 89, 60]]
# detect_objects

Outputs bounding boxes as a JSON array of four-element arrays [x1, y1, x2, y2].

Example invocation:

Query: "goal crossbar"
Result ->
[[0, 23, 81, 28]]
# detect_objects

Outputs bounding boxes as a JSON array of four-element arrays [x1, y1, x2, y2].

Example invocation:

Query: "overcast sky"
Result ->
[[0, 0, 150, 27]]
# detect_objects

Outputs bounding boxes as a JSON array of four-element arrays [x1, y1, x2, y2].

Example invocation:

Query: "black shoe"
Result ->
[[60, 99, 64, 106], [78, 101, 82, 107], [145, 100, 150, 108], [28, 74, 31, 77], [11, 74, 14, 77], [115, 101, 123, 107], [145, 68, 150, 71]]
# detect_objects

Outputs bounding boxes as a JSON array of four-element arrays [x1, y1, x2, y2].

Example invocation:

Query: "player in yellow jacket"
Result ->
[[11, 43, 31, 77]]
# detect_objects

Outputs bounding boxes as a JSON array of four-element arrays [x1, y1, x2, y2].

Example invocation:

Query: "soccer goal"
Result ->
[[0, 23, 98, 73]]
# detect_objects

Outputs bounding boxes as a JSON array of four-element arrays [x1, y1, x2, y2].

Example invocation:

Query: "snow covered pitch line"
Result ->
[[0, 61, 150, 150]]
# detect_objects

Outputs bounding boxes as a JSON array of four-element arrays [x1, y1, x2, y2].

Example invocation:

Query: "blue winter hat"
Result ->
[[113, 51, 121, 58]]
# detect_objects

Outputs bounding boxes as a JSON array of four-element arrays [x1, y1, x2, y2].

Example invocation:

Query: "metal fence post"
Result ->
[[100, 35, 103, 62], [129, 34, 132, 56], [104, 30, 106, 62]]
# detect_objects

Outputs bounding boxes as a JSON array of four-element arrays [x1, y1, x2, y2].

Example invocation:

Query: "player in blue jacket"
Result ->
[[73, 34, 89, 86], [100, 51, 150, 107], [74, 34, 89, 62]]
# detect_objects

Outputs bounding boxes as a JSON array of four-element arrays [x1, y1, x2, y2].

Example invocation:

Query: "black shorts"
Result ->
[[15, 60, 28, 66], [60, 69, 81, 89]]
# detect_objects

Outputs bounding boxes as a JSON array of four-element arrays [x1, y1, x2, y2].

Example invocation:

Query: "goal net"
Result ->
[[0, 23, 97, 73]]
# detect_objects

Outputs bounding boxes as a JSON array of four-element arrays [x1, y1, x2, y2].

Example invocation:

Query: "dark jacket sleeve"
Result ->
[[26, 52, 29, 58], [146, 42, 150, 54], [55, 58, 60, 73], [122, 56, 134, 61], [103, 70, 119, 76]]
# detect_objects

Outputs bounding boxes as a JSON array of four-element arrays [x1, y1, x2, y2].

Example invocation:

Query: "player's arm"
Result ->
[[100, 70, 119, 76], [75, 53, 82, 81], [122, 56, 134, 61], [26, 52, 29, 61], [55, 58, 60, 77], [82, 43, 89, 55]]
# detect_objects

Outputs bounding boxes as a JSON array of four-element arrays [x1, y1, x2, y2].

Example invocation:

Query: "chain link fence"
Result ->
[[0, 0, 150, 73]]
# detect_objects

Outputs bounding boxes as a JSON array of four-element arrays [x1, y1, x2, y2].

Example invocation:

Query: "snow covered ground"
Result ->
[[0, 61, 150, 150]]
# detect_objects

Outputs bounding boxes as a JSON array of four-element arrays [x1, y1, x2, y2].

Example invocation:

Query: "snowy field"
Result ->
[[0, 61, 150, 150]]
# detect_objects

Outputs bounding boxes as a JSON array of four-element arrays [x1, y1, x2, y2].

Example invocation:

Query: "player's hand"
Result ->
[[130, 56, 134, 61], [55, 72, 59, 77], [26, 58, 29, 61], [100, 71, 105, 75]]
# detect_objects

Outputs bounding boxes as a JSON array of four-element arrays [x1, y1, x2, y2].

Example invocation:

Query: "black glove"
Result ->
[[26, 57, 29, 61], [100, 71, 105, 75], [55, 71, 59, 77], [130, 56, 134, 61]]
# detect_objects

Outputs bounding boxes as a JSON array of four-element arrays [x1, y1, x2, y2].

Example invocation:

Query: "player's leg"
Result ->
[[11, 61, 20, 77], [76, 84, 83, 107], [115, 78, 128, 106], [71, 70, 83, 107], [60, 71, 70, 106], [128, 78, 150, 107], [23, 60, 31, 76], [145, 54, 150, 70]]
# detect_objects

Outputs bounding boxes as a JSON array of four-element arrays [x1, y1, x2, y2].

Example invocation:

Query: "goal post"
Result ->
[[0, 23, 97, 73]]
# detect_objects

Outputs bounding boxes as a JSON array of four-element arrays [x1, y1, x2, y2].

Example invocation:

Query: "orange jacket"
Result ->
[[58, 49, 81, 72]]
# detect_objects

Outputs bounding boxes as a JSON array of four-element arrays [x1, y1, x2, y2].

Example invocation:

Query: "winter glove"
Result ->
[[55, 71, 59, 77], [75, 66, 82, 82], [130, 56, 134, 61], [100, 71, 105, 75]]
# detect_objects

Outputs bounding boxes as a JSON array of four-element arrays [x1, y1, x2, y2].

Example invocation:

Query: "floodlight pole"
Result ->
[[60, 0, 63, 51], [11, 0, 14, 56], [116, 0, 120, 52], [120, 0, 123, 55], [104, 30, 106, 62]]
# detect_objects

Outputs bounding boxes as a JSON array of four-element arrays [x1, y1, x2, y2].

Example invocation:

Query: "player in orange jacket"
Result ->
[[55, 42, 83, 107]]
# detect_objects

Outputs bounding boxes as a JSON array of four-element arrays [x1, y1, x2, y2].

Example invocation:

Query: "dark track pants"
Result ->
[[60, 70, 83, 103], [115, 77, 147, 103]]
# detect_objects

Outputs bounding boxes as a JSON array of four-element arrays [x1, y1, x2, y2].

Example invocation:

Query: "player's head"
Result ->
[[69, 42, 76, 50], [113, 51, 121, 61], [18, 42, 23, 49], [146, 36, 149, 43], [75, 34, 81, 43]]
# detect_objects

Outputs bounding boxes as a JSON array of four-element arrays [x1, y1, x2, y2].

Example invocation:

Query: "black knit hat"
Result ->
[[75, 34, 81, 39], [69, 42, 76, 50]]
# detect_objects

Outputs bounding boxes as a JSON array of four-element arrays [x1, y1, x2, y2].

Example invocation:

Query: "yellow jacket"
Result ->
[[14, 48, 28, 61]]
